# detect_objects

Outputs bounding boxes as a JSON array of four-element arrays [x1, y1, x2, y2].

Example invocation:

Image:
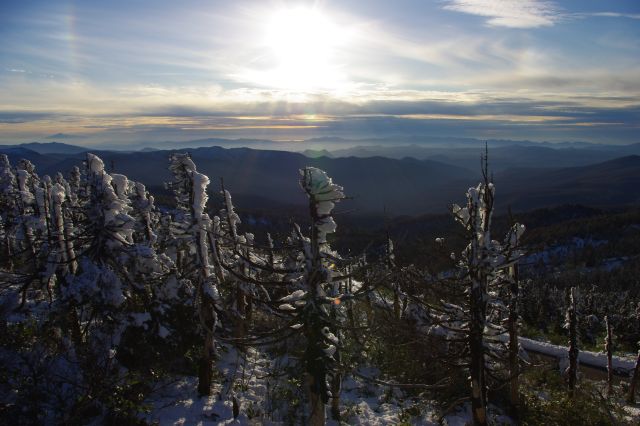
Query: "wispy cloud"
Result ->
[[5, 68, 28, 74], [442, 0, 560, 28], [443, 1, 640, 29], [579, 12, 640, 20], [2, 89, 638, 145], [0, 111, 57, 124]]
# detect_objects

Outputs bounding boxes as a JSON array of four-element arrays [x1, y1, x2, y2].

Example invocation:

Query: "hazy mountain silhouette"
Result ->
[[0, 145, 474, 214], [495, 155, 640, 211], [325, 144, 640, 171], [4, 142, 89, 155], [2, 144, 640, 215]]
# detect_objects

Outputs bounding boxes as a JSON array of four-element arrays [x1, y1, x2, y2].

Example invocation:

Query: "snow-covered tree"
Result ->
[[384, 233, 404, 320], [291, 167, 346, 425], [211, 166, 353, 424], [166, 153, 222, 396], [0, 154, 17, 267], [432, 166, 525, 426], [217, 182, 251, 338]]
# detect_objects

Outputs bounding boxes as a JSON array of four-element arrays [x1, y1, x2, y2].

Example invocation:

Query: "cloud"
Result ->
[[443, 0, 560, 28], [580, 12, 640, 20], [442, 1, 640, 29], [2, 90, 638, 146], [0, 111, 57, 124]]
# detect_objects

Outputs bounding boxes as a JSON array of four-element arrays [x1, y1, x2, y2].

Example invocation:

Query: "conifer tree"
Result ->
[[441, 161, 525, 426], [167, 153, 222, 396], [296, 167, 345, 425]]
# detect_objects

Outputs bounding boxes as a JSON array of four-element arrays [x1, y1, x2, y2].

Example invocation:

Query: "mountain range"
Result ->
[[1, 141, 640, 216]]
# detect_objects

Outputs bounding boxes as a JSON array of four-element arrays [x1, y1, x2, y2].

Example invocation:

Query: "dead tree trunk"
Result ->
[[221, 179, 248, 339], [330, 341, 341, 421], [234, 285, 248, 339], [307, 372, 326, 426], [305, 222, 327, 426], [469, 275, 488, 426], [298, 168, 345, 426], [507, 264, 520, 416], [196, 227, 216, 396], [467, 174, 491, 426], [386, 235, 400, 321], [188, 165, 217, 397], [393, 289, 401, 320], [567, 287, 579, 397], [605, 315, 613, 397], [197, 286, 216, 397], [627, 349, 640, 403], [330, 301, 342, 422]]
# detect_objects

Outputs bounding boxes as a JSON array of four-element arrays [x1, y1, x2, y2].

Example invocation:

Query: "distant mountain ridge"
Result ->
[[0, 145, 476, 215], [2, 135, 617, 154], [320, 143, 640, 171], [2, 143, 640, 216], [2, 142, 89, 154], [494, 155, 640, 211]]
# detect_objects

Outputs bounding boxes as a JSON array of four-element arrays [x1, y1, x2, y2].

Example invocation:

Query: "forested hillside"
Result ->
[[1, 152, 639, 425], [5, 144, 640, 216]]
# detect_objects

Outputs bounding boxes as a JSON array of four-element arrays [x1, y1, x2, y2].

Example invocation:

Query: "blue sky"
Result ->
[[1, 0, 639, 146]]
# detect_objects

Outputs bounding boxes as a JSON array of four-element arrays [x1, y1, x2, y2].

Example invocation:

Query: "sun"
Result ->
[[257, 6, 349, 91]]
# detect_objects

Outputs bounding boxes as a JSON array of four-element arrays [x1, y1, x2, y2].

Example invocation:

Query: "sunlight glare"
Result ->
[[259, 6, 349, 91]]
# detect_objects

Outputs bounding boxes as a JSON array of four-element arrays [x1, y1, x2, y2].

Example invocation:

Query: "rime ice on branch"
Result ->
[[298, 167, 345, 425], [167, 153, 221, 396], [448, 172, 525, 426]]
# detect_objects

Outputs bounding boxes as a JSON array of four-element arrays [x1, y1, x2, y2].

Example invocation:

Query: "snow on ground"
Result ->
[[143, 347, 443, 425], [440, 403, 513, 426], [520, 237, 610, 273], [623, 404, 640, 424], [144, 345, 273, 425], [336, 368, 438, 425], [143, 376, 238, 425]]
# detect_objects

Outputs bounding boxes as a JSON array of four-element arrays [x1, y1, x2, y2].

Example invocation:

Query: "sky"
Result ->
[[1, 0, 639, 147]]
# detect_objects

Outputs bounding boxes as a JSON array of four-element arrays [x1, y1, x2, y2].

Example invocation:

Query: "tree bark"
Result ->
[[330, 308, 341, 421], [627, 350, 640, 403], [470, 280, 488, 426], [197, 326, 214, 396], [196, 273, 216, 396], [193, 175, 216, 396], [234, 285, 248, 339], [307, 373, 326, 426], [331, 360, 341, 421]]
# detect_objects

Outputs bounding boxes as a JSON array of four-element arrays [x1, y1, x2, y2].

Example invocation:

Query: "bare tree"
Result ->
[[605, 315, 613, 397], [566, 287, 579, 396], [628, 348, 640, 403]]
